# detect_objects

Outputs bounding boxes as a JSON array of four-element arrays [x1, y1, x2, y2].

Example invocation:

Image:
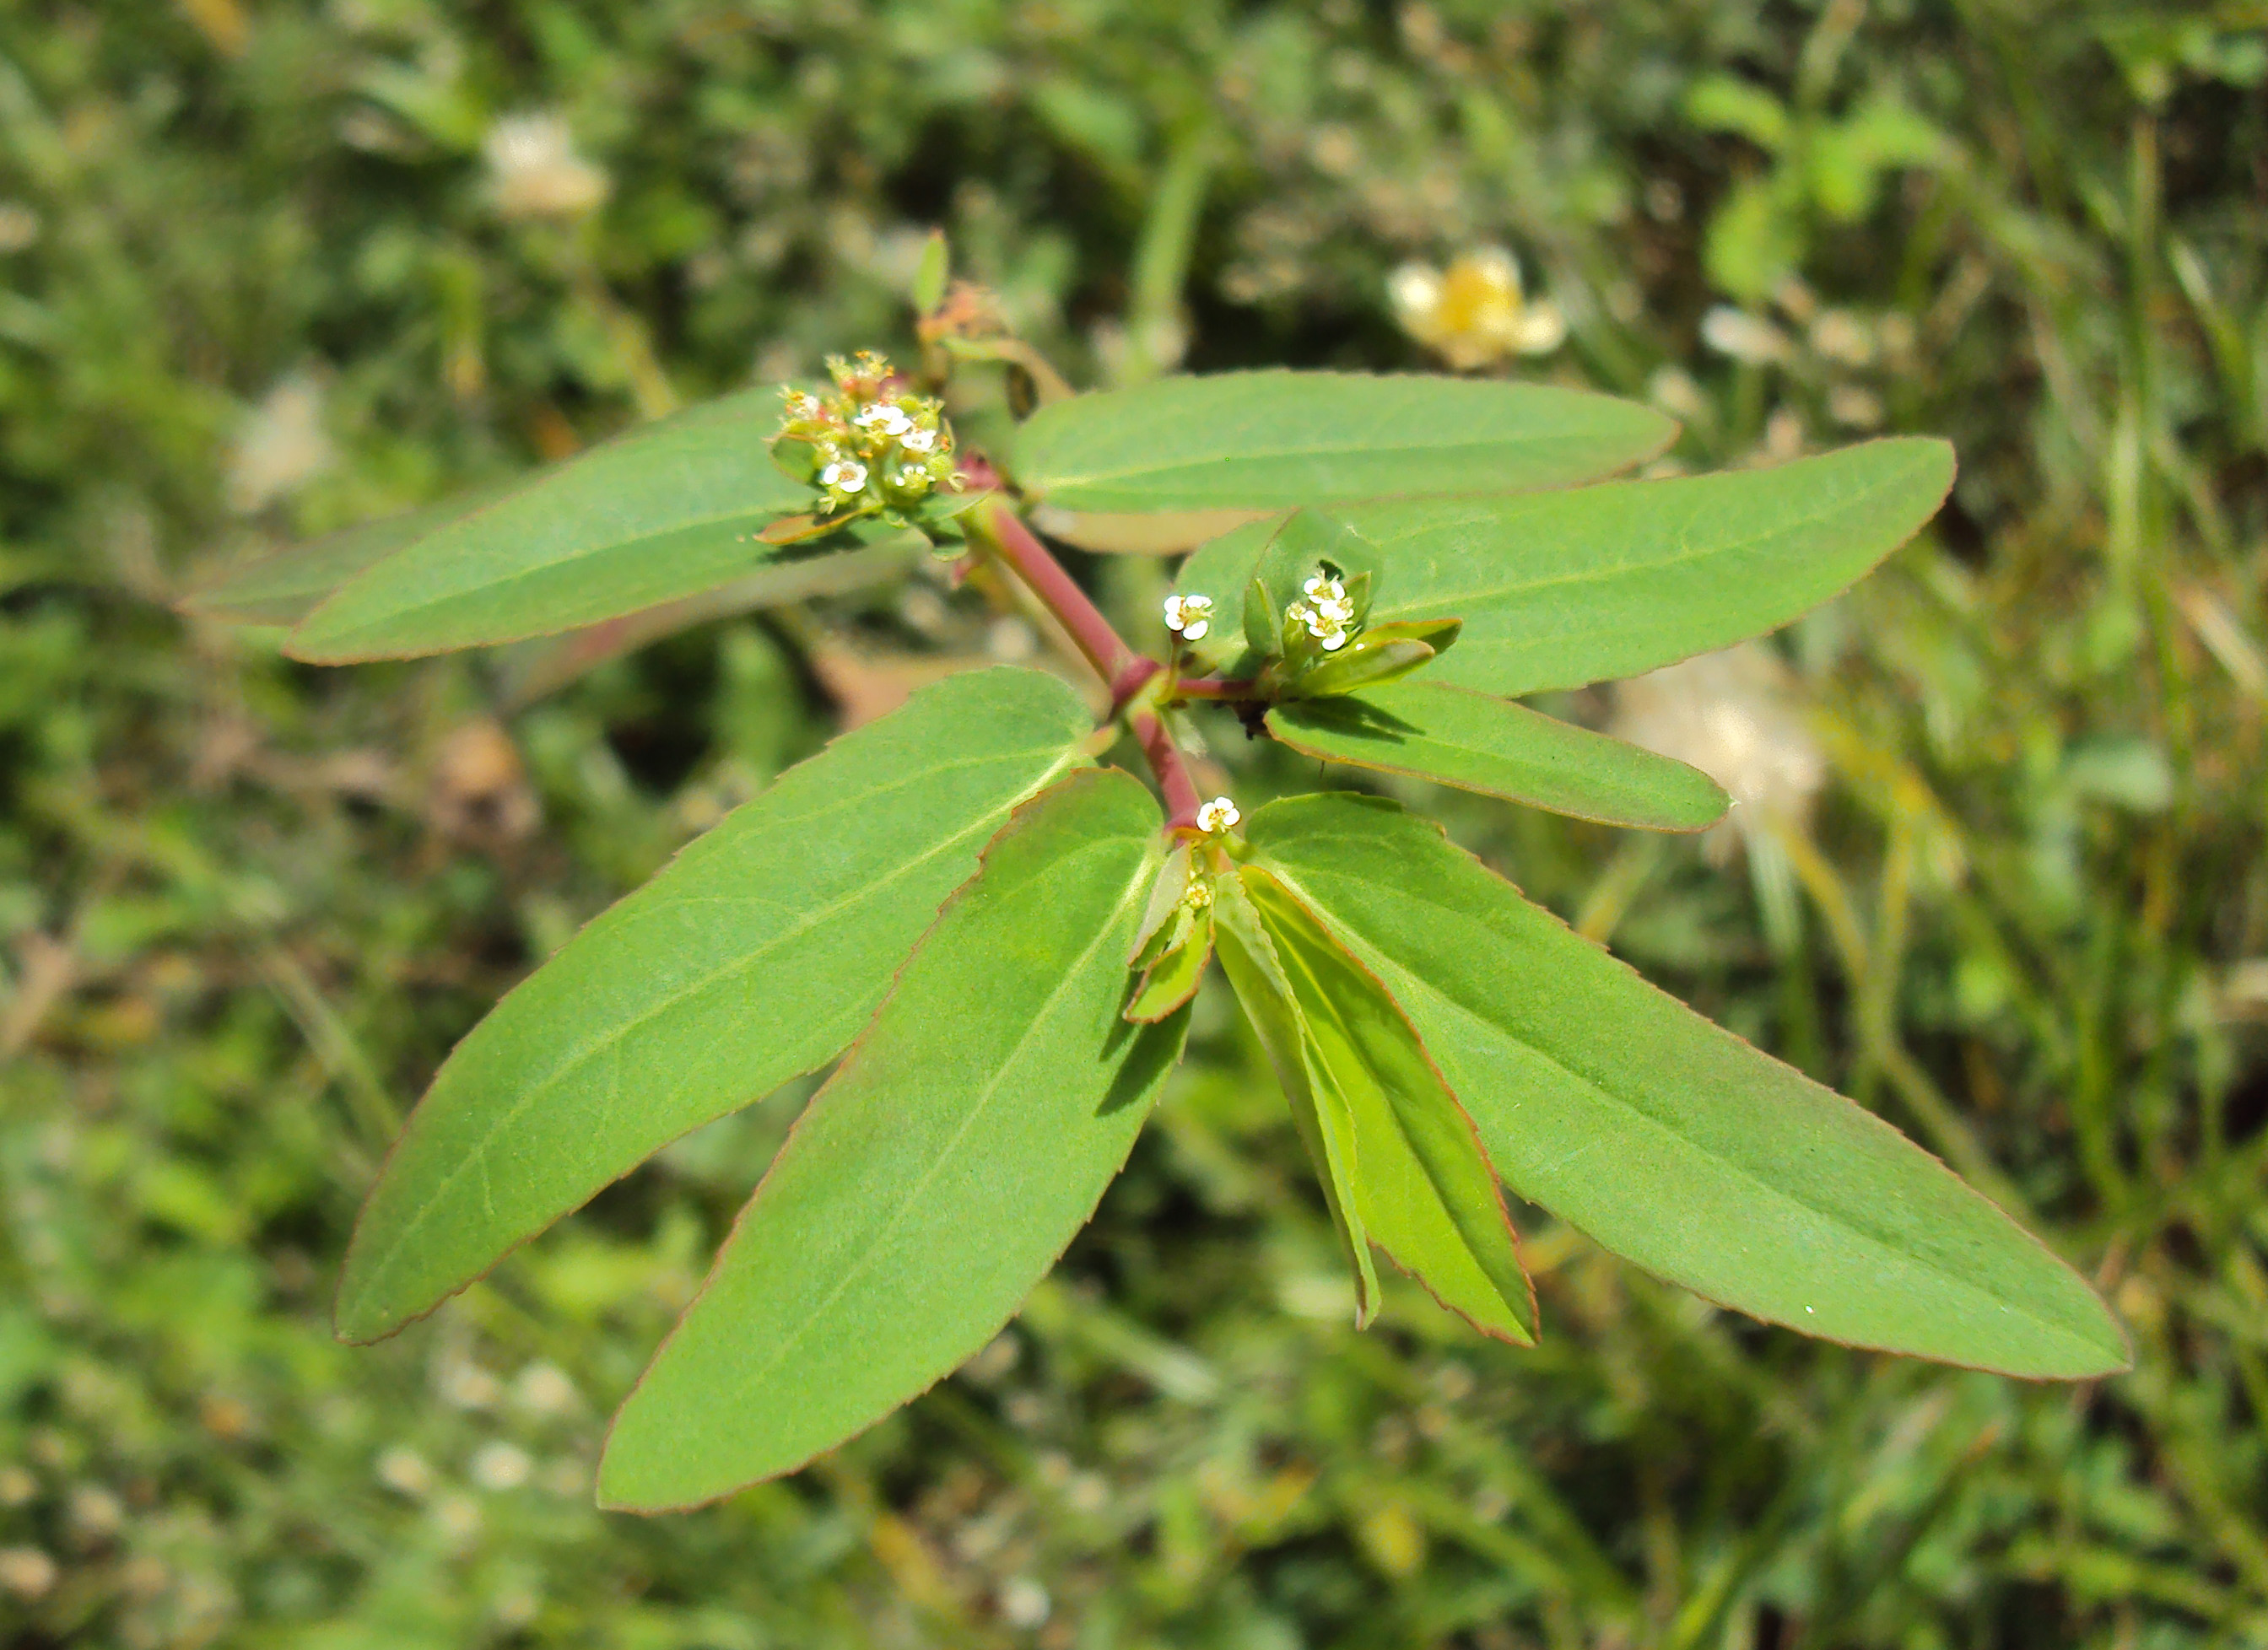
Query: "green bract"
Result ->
[[206, 340, 2125, 1513]]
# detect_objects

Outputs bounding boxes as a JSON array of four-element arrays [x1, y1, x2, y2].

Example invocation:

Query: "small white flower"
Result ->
[[853, 402, 914, 436], [1290, 601, 1350, 650], [1164, 592, 1214, 642], [899, 425, 937, 454], [1303, 573, 1355, 623], [820, 459, 867, 493], [1196, 796, 1239, 833]]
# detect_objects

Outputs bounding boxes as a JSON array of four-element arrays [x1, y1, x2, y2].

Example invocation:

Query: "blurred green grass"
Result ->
[[2, 2, 2265, 1645]]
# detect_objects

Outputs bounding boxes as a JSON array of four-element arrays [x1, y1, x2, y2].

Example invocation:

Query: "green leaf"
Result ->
[[1176, 441, 1955, 695], [912, 227, 950, 311], [1266, 681, 1731, 831], [1126, 913, 1212, 1024], [1283, 638, 1437, 699], [1247, 793, 2129, 1378], [1011, 371, 1677, 513], [1239, 867, 1537, 1345], [334, 667, 1095, 1345], [1211, 875, 1380, 1319], [179, 483, 516, 627], [289, 388, 810, 661], [597, 767, 1183, 1509], [1682, 74, 1793, 151]]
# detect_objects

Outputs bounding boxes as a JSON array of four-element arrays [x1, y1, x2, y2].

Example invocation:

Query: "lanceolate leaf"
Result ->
[[1239, 868, 1537, 1345], [1247, 793, 2128, 1378], [179, 482, 517, 626], [1212, 876, 1379, 1320], [1012, 371, 1677, 514], [597, 768, 1184, 1509], [334, 667, 1094, 1345], [1175, 440, 1956, 695], [289, 387, 810, 661], [1267, 682, 1731, 832]]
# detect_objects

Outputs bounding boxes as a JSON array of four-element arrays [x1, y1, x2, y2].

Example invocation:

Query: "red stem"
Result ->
[[979, 499, 1158, 712], [975, 496, 1202, 824], [1172, 674, 1261, 702], [1134, 711, 1203, 828]]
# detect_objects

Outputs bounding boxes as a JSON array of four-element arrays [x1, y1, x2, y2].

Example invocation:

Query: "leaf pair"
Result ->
[[1243, 793, 2128, 1382], [331, 670, 1184, 1510], [188, 369, 1682, 656], [335, 667, 1097, 1344], [1177, 440, 1955, 833], [599, 767, 1185, 1508]]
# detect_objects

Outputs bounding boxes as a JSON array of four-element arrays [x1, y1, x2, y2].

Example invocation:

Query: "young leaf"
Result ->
[[1283, 637, 1437, 699], [179, 482, 518, 627], [1011, 371, 1677, 513], [1266, 681, 1731, 831], [1174, 440, 1956, 695], [597, 768, 1184, 1509], [334, 667, 1094, 1345], [1238, 868, 1537, 1345], [289, 387, 811, 661], [1246, 793, 2129, 1378], [1126, 912, 1212, 1024], [1211, 876, 1380, 1321]]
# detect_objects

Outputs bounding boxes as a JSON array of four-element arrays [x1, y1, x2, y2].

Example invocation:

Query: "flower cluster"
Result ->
[[1287, 570, 1358, 652], [1163, 592, 1213, 644], [773, 353, 958, 520]]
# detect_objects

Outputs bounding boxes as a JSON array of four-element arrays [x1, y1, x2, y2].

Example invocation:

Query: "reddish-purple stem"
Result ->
[[1172, 674, 1262, 702], [1134, 711, 1203, 828], [975, 496, 1200, 823], [979, 500, 1158, 711]]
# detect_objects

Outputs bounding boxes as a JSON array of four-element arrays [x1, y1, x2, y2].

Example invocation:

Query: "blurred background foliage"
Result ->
[[2, 0, 2266, 1644]]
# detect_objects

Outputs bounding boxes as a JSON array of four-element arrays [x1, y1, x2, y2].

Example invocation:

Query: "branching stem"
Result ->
[[974, 496, 1202, 827]]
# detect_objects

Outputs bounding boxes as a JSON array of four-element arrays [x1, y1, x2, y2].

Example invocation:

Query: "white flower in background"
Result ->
[[1390, 246, 1564, 370], [225, 375, 335, 515], [1196, 796, 1240, 833], [1164, 591, 1213, 642], [899, 425, 938, 454], [375, 1446, 435, 1498], [483, 113, 609, 221], [469, 1441, 532, 1492], [1612, 644, 1825, 862], [1700, 305, 1794, 366], [999, 1577, 1051, 1629]]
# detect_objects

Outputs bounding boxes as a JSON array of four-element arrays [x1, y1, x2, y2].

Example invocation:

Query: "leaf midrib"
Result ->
[[692, 832, 1150, 1405], [1360, 458, 1930, 615], [1035, 427, 1624, 493], [1263, 859, 2107, 1361], [308, 500, 785, 636], [347, 743, 1083, 1313]]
